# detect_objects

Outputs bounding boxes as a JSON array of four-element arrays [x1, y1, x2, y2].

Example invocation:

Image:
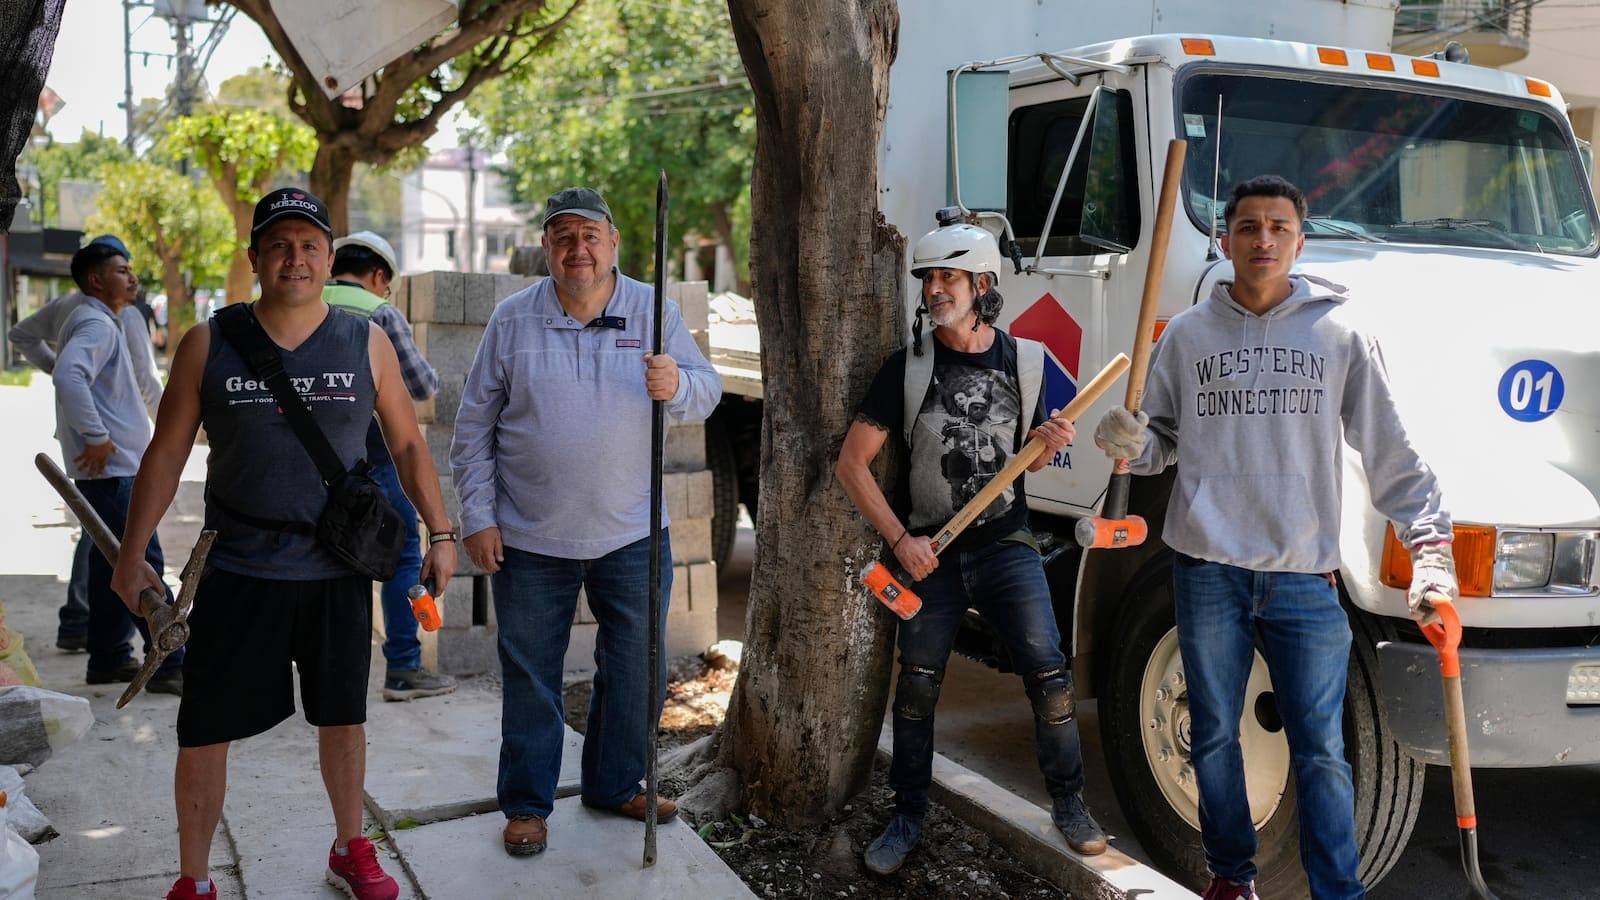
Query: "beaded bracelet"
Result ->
[[428, 531, 460, 545]]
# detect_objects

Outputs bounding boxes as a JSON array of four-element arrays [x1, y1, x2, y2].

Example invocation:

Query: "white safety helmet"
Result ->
[[332, 230, 399, 278], [909, 223, 1003, 281]]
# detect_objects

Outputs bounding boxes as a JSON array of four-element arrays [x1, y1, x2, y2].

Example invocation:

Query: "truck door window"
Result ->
[[1008, 88, 1141, 256], [1178, 70, 1599, 254]]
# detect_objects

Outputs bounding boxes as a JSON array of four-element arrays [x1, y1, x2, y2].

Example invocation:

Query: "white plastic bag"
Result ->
[[0, 794, 39, 900], [0, 687, 93, 768], [0, 771, 49, 845]]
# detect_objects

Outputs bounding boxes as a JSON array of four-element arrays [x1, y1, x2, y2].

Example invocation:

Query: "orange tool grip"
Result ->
[[860, 561, 922, 620], [408, 584, 442, 632]]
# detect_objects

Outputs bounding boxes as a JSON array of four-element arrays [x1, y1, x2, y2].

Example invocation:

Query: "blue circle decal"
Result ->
[[1497, 360, 1564, 422]]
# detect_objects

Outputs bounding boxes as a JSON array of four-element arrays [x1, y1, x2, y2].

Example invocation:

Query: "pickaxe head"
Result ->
[[860, 561, 922, 620], [1074, 514, 1149, 550]]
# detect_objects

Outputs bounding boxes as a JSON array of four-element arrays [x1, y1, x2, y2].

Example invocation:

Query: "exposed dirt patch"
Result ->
[[563, 653, 1072, 899]]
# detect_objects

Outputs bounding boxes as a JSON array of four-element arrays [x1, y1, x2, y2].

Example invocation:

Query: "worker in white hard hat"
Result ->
[[323, 231, 458, 703], [835, 214, 1104, 875]]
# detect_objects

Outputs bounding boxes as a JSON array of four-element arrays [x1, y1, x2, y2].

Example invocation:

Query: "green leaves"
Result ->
[[165, 109, 317, 206], [467, 0, 754, 280], [84, 160, 233, 290]]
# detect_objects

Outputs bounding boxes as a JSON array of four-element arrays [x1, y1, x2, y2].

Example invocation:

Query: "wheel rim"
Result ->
[[1138, 626, 1291, 830]]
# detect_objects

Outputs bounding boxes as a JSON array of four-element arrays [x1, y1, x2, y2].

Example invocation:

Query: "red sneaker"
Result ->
[[325, 837, 399, 900], [166, 877, 218, 899], [1202, 877, 1260, 900]]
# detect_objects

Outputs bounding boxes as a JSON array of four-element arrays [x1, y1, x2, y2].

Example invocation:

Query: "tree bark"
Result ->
[[712, 0, 905, 826], [310, 142, 358, 236]]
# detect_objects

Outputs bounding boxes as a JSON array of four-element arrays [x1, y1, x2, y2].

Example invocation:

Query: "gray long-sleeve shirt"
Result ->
[[451, 272, 720, 558], [11, 290, 162, 420], [53, 297, 154, 479], [1132, 274, 1450, 573]]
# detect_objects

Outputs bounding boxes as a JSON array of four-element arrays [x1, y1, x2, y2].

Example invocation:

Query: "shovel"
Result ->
[[1418, 591, 1499, 900]]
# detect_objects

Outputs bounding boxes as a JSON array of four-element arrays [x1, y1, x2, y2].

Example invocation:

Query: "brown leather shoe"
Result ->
[[612, 792, 678, 822], [503, 816, 547, 856]]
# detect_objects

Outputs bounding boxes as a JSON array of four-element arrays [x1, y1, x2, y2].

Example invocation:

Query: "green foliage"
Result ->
[[0, 369, 34, 387], [17, 131, 133, 225], [214, 65, 294, 114], [467, 0, 754, 279], [165, 109, 318, 209], [85, 160, 233, 291]]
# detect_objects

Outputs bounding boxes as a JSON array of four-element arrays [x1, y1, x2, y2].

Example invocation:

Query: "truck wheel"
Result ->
[[1101, 559, 1423, 896], [706, 417, 739, 571]]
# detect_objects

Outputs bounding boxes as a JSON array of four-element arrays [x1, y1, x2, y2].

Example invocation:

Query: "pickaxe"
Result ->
[[1075, 139, 1186, 550], [35, 452, 215, 708], [861, 353, 1131, 618]]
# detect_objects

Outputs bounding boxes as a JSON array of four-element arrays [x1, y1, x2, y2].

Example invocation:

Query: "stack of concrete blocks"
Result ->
[[393, 272, 720, 678]]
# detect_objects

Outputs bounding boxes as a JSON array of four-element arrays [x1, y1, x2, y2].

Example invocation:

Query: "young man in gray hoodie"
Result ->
[[1093, 175, 1456, 900]]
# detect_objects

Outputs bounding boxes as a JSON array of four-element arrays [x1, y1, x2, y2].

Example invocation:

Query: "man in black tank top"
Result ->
[[111, 189, 459, 900]]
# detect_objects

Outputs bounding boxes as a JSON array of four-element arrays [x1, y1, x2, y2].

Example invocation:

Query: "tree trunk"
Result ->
[[225, 206, 253, 305], [160, 256, 190, 347], [712, 0, 905, 826], [310, 143, 357, 236]]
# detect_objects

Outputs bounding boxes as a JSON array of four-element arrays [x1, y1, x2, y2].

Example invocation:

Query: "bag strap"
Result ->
[[902, 343, 935, 447], [1017, 335, 1045, 440], [213, 304, 348, 487]]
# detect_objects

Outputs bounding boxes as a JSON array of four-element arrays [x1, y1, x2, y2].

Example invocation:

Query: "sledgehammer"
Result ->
[[861, 353, 1131, 619], [35, 452, 215, 708], [1075, 139, 1187, 550]]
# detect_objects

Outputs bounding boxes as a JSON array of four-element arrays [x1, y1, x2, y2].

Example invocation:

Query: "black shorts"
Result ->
[[176, 568, 372, 747]]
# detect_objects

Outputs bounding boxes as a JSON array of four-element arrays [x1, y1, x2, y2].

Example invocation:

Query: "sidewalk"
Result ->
[[0, 378, 753, 899]]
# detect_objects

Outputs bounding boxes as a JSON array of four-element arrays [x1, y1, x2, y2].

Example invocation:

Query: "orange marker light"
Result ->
[[1317, 47, 1349, 66], [1413, 59, 1441, 77], [1366, 53, 1395, 72], [1380, 524, 1497, 597], [1181, 38, 1216, 56], [1526, 78, 1553, 98]]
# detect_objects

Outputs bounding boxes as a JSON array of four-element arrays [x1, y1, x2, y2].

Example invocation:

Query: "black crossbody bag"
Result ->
[[213, 303, 405, 581]]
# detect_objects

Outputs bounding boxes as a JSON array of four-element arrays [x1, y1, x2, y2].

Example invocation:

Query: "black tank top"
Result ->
[[201, 305, 375, 579]]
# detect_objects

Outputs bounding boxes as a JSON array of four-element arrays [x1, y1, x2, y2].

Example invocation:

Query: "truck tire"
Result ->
[[1100, 557, 1423, 897], [706, 417, 739, 571]]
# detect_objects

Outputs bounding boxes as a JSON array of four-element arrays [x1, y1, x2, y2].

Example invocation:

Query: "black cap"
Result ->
[[251, 188, 333, 242], [541, 186, 612, 227]]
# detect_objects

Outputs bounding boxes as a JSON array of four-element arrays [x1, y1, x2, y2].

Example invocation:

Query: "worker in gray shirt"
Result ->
[[9, 234, 163, 651]]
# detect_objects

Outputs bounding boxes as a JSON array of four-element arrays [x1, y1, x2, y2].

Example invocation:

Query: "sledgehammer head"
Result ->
[[860, 561, 922, 620], [1074, 514, 1149, 550]]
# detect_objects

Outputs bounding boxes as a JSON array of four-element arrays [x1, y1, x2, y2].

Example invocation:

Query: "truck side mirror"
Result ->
[[947, 69, 1010, 212]]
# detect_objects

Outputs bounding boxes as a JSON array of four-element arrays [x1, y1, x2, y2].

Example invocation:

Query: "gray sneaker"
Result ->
[[382, 668, 458, 702], [864, 814, 921, 875], [1052, 792, 1107, 855]]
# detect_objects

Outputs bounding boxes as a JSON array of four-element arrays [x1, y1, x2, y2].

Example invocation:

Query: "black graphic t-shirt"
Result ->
[[856, 330, 1043, 553]]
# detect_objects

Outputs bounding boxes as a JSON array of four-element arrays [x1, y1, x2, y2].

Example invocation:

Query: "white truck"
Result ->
[[712, 1, 1600, 894]]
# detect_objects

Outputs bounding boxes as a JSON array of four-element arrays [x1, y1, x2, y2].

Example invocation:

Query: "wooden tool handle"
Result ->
[[930, 353, 1131, 553], [1125, 139, 1187, 415]]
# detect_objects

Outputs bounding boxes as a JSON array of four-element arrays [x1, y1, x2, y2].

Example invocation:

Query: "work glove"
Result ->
[[1093, 407, 1148, 461], [1408, 541, 1458, 623]]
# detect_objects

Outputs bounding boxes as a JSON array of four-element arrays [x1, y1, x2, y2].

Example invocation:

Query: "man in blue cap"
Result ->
[[9, 234, 162, 652]]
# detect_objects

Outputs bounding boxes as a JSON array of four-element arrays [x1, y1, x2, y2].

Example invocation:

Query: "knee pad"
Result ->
[[893, 664, 944, 721], [1025, 665, 1076, 726]]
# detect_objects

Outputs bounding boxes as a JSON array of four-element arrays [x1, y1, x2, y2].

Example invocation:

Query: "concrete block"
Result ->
[[437, 623, 497, 676], [693, 327, 710, 358], [411, 320, 429, 357], [433, 373, 466, 426], [390, 275, 410, 320], [665, 422, 706, 471], [668, 280, 710, 330], [409, 271, 465, 324], [413, 391, 436, 425], [496, 273, 539, 301], [663, 470, 714, 521], [565, 621, 598, 673], [687, 560, 717, 613], [464, 273, 500, 326], [426, 322, 492, 373], [670, 515, 712, 565], [685, 469, 713, 519], [425, 423, 455, 474], [667, 565, 717, 653]]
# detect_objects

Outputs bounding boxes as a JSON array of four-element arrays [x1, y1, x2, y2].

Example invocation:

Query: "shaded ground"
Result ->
[[563, 653, 1071, 900]]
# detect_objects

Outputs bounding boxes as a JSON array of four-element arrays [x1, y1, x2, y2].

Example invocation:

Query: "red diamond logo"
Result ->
[[1010, 292, 1082, 380]]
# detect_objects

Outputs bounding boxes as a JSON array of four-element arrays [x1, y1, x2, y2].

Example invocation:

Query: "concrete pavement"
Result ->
[[1, 376, 753, 899]]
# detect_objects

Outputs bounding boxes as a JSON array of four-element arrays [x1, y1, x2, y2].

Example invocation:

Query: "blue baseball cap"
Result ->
[[88, 234, 130, 261]]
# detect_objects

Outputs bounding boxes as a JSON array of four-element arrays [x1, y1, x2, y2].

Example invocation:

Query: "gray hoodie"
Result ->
[[1131, 273, 1450, 573]]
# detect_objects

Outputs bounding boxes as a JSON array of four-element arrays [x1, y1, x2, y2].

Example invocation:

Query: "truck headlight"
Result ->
[[1495, 531, 1596, 594]]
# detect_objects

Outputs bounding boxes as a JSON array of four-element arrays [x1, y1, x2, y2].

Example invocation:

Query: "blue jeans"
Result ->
[[75, 477, 183, 676], [369, 463, 424, 671], [889, 538, 1085, 821], [1172, 554, 1363, 900], [491, 532, 671, 818]]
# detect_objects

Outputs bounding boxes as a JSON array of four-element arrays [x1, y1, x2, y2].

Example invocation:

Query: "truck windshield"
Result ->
[[1179, 70, 1598, 255]]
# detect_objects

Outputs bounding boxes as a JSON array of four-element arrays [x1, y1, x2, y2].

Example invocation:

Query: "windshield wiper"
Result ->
[[1387, 217, 1533, 250], [1306, 216, 1385, 243]]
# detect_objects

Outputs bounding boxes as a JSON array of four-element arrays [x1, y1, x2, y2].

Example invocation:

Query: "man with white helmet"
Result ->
[[324, 230, 457, 701], [836, 214, 1106, 874]]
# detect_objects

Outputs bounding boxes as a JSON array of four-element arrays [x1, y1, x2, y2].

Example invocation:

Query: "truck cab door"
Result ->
[[998, 68, 1148, 516]]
